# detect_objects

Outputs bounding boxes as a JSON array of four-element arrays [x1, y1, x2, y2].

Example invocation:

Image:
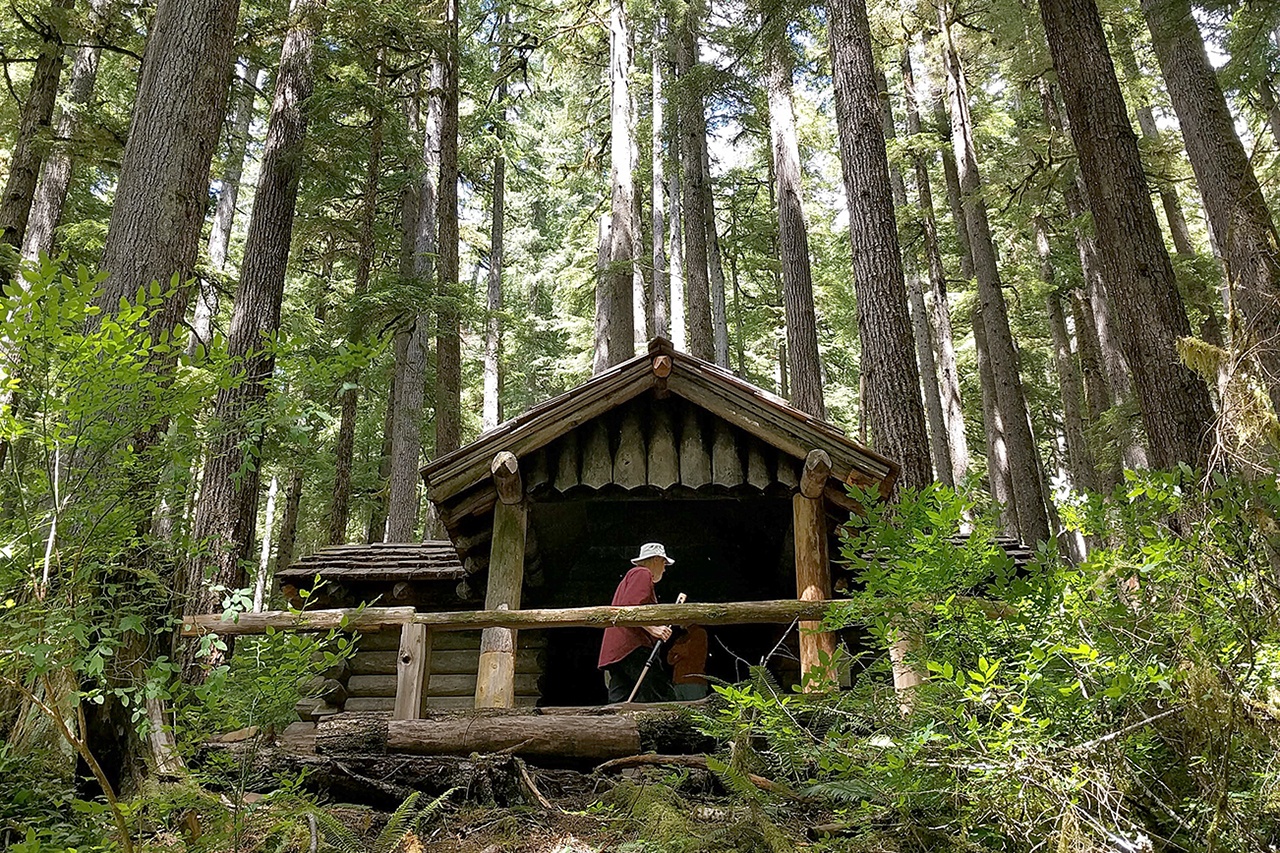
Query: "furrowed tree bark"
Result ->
[[0, 0, 72, 281], [702, 138, 730, 367], [878, 67, 948, 484], [185, 0, 324, 638], [596, 0, 637, 373], [1111, 19, 1196, 259], [827, 0, 930, 488], [329, 57, 385, 546], [98, 0, 242, 341], [1141, 0, 1280, 415], [650, 14, 670, 338], [769, 19, 826, 420], [435, 0, 463, 455], [1038, 0, 1214, 470], [483, 50, 507, 431], [939, 8, 1049, 541], [21, 0, 112, 263], [190, 61, 262, 356], [902, 48, 967, 485], [675, 0, 713, 361], [386, 70, 440, 542], [651, 15, 670, 340]]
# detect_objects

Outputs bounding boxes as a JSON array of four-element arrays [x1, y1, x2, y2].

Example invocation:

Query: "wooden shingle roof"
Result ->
[[421, 338, 899, 528], [276, 542, 464, 583]]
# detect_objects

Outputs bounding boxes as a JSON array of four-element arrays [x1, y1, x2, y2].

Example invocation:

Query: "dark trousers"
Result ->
[[602, 646, 676, 703]]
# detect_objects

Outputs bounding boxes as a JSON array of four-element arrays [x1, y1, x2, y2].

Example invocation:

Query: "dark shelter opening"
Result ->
[[526, 494, 802, 706]]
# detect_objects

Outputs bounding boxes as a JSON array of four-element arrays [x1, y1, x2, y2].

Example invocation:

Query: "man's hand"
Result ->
[[646, 625, 672, 642]]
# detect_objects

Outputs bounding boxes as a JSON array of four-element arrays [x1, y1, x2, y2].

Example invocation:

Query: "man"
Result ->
[[598, 542, 678, 703]]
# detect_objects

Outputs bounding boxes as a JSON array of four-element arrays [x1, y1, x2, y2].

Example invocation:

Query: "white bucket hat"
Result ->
[[631, 542, 675, 566]]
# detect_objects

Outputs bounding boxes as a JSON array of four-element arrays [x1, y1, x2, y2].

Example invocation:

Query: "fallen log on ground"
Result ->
[[316, 708, 715, 762]]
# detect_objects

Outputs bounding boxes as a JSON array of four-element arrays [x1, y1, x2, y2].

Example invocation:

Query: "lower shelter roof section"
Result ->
[[276, 541, 465, 584]]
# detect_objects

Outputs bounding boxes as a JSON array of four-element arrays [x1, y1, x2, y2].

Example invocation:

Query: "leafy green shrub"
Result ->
[[703, 476, 1280, 852]]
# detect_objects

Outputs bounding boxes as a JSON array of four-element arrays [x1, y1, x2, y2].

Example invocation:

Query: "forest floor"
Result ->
[[144, 763, 856, 853]]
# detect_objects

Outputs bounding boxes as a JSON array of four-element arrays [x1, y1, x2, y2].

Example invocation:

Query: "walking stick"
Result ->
[[626, 592, 686, 703]]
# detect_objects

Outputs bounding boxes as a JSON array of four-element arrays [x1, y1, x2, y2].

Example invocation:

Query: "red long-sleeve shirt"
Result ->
[[597, 566, 657, 668]]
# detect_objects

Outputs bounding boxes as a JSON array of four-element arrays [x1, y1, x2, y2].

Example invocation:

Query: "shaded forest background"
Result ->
[[2, 0, 1280, 847]]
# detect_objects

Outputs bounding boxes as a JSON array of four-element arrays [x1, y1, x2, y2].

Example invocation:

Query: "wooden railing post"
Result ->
[[794, 449, 837, 690], [393, 623, 432, 720], [475, 451, 527, 708]]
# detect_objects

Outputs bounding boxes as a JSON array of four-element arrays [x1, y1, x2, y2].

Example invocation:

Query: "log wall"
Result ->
[[340, 629, 546, 713]]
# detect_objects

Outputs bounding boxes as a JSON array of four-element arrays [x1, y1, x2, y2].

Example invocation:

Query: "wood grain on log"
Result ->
[[711, 420, 743, 486], [678, 406, 710, 487], [799, 449, 832, 499], [392, 623, 431, 720], [554, 430, 580, 490], [613, 407, 646, 488], [184, 600, 845, 635], [794, 487, 837, 691], [646, 404, 679, 488], [388, 717, 639, 759], [580, 419, 612, 489]]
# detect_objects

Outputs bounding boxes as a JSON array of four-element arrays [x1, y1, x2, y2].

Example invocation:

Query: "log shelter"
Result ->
[[274, 339, 899, 721], [417, 337, 899, 710]]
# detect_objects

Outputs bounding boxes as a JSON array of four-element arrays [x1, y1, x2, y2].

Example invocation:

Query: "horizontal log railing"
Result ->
[[180, 599, 843, 637], [183, 599, 849, 722]]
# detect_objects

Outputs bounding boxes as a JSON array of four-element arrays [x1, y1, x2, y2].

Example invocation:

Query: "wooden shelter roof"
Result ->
[[421, 338, 899, 531], [276, 542, 465, 583]]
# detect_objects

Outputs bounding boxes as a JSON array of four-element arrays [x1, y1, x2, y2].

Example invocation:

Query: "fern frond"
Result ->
[[372, 791, 421, 852], [312, 806, 365, 853], [802, 778, 881, 806]]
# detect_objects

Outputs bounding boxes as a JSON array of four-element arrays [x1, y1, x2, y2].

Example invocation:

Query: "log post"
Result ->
[[793, 449, 837, 691], [475, 451, 527, 708], [393, 623, 432, 720]]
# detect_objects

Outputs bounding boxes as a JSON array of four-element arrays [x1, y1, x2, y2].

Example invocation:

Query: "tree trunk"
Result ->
[[435, 0, 463, 455], [184, 0, 324, 628], [1038, 221, 1099, 494], [939, 8, 1049, 542], [366, 371, 395, 543], [674, 0, 713, 361], [902, 48, 967, 485], [0, 0, 72, 280], [1141, 0, 1280, 416], [1259, 77, 1280, 150], [651, 16, 670, 341], [329, 60, 385, 546], [827, 0, 930, 488], [98, 0, 242, 342], [21, 0, 112, 263], [596, 0, 637, 373], [484, 65, 507, 428], [1111, 20, 1197, 258], [932, 95, 974, 284], [1038, 0, 1215, 471], [274, 467, 305, 571], [973, 305, 1016, 529], [667, 71, 686, 351], [386, 72, 440, 543], [878, 68, 948, 484], [190, 61, 262, 356], [768, 22, 826, 420], [702, 139, 730, 367], [252, 474, 280, 612]]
